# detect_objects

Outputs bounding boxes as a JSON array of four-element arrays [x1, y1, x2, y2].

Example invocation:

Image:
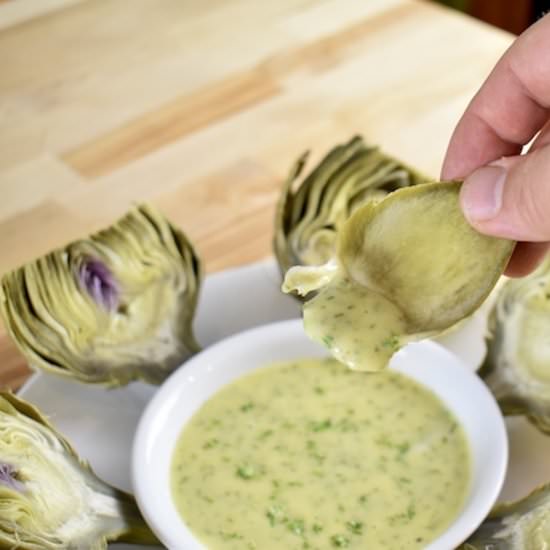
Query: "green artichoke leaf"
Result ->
[[0, 204, 202, 387], [0, 391, 159, 549], [274, 135, 428, 277], [284, 182, 514, 371], [480, 254, 550, 434], [459, 483, 550, 549]]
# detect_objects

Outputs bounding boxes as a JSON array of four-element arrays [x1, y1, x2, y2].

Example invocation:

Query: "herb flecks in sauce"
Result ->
[[303, 277, 410, 371], [171, 358, 470, 549]]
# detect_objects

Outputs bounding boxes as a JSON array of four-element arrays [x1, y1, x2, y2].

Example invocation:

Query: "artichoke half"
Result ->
[[480, 254, 550, 434], [283, 182, 514, 371], [0, 391, 159, 549], [459, 483, 550, 549], [274, 135, 427, 276], [0, 204, 202, 387]]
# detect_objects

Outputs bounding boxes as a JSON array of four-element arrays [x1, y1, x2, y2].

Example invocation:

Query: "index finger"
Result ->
[[441, 14, 550, 180]]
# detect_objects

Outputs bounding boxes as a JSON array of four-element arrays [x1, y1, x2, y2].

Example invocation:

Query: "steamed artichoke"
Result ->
[[0, 391, 159, 549], [0, 204, 202, 386], [460, 483, 550, 549], [284, 182, 514, 371], [274, 136, 427, 276], [480, 254, 550, 434]]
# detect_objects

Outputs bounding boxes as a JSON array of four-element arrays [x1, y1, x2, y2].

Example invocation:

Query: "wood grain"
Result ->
[[63, 72, 281, 178], [0, 0, 513, 389]]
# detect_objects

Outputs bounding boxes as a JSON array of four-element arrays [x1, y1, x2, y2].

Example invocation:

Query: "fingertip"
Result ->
[[459, 165, 506, 222], [504, 241, 550, 277]]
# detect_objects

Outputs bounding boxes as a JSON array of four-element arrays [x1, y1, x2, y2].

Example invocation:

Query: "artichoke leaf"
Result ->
[[480, 254, 550, 434], [274, 135, 428, 276], [0, 204, 202, 387], [459, 483, 550, 550], [0, 391, 159, 549], [284, 182, 514, 371]]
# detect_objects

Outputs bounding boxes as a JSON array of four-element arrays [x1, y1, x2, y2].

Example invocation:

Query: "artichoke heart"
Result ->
[[284, 182, 514, 371], [0, 392, 159, 549], [480, 254, 550, 434], [0, 204, 202, 386], [460, 483, 550, 550], [274, 135, 427, 276]]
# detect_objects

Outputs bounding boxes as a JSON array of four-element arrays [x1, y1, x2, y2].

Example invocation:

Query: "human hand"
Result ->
[[442, 14, 550, 277]]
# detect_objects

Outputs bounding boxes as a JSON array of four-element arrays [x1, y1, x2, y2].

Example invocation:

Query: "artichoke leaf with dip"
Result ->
[[480, 254, 550, 434], [274, 135, 428, 276], [0, 391, 159, 549], [284, 182, 515, 371], [0, 204, 202, 387], [459, 483, 550, 549]]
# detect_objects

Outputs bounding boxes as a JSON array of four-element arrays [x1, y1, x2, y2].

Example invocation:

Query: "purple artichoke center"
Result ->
[[79, 259, 119, 310], [0, 462, 25, 492]]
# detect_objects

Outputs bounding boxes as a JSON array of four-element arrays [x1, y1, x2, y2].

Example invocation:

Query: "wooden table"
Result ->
[[0, 0, 513, 389]]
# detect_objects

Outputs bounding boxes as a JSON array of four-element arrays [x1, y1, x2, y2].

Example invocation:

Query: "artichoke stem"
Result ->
[[107, 487, 161, 546]]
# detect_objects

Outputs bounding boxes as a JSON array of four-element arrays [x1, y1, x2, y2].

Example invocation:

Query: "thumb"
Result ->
[[459, 144, 550, 241]]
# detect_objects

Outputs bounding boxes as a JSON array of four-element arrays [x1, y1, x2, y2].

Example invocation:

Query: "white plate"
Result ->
[[18, 259, 550, 549]]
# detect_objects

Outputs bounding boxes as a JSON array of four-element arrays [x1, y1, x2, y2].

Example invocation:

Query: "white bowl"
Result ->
[[132, 319, 508, 550]]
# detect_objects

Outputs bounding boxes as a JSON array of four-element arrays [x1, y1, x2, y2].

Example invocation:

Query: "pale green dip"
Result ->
[[171, 358, 470, 549]]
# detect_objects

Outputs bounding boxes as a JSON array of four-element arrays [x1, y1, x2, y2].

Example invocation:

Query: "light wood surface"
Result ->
[[0, 0, 513, 389]]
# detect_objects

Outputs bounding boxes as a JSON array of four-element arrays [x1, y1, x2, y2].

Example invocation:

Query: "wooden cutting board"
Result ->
[[0, 0, 513, 388]]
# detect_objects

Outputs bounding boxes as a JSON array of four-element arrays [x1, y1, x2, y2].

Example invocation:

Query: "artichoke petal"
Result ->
[[274, 136, 428, 277], [480, 254, 550, 434], [459, 483, 550, 550], [0, 392, 159, 549], [281, 259, 339, 296], [284, 181, 514, 371], [0, 204, 202, 387]]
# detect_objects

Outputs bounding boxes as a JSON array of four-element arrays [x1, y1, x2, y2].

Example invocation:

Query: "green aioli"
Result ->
[[171, 358, 470, 549], [303, 277, 410, 371]]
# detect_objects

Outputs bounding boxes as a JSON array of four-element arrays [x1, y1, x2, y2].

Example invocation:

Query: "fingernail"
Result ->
[[461, 165, 506, 221]]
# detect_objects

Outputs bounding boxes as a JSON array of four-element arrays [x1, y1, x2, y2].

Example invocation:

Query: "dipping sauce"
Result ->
[[171, 358, 470, 549], [303, 277, 410, 371]]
